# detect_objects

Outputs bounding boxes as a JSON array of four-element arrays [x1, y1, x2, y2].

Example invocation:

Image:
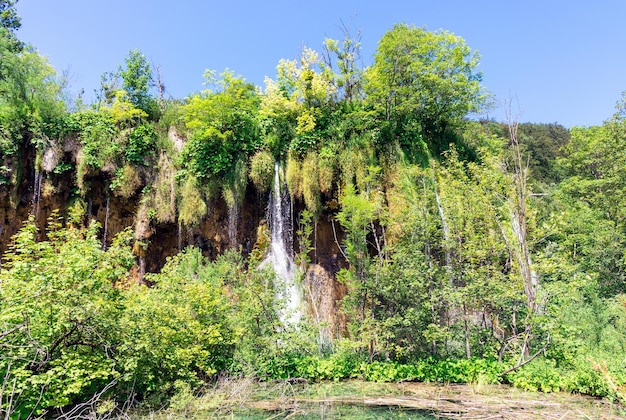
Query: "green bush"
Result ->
[[122, 248, 236, 397], [254, 353, 504, 385], [0, 217, 135, 417], [125, 124, 157, 164], [0, 220, 244, 415], [506, 359, 566, 393]]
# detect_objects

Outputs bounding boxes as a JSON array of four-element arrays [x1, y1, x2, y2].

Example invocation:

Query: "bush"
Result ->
[[122, 248, 236, 398], [125, 124, 157, 164], [0, 217, 135, 417], [254, 352, 504, 385]]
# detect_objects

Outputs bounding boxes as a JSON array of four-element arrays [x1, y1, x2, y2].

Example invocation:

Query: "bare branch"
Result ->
[[499, 333, 550, 377], [0, 322, 25, 340]]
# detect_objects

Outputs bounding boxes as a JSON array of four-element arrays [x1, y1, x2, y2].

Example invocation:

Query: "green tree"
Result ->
[[120, 248, 236, 398], [556, 113, 626, 296], [181, 69, 260, 178], [336, 164, 389, 360], [0, 216, 134, 417], [260, 47, 337, 156], [322, 21, 363, 104], [0, 49, 64, 152], [119, 49, 159, 119], [364, 24, 485, 157], [0, 0, 22, 53], [96, 49, 159, 120]]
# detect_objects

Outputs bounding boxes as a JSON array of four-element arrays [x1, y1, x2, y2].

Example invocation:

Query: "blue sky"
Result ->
[[15, 1, 626, 127]]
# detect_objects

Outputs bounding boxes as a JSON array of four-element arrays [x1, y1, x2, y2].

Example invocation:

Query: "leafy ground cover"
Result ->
[[132, 379, 624, 419]]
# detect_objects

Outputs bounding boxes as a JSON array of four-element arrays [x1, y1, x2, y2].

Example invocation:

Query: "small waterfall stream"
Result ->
[[177, 221, 183, 250], [227, 206, 238, 249], [266, 162, 302, 326], [31, 171, 43, 219]]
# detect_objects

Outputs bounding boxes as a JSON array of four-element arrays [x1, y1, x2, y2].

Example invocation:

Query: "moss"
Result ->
[[286, 153, 302, 199], [75, 150, 88, 193], [249, 150, 274, 193], [112, 164, 142, 199], [153, 152, 177, 223], [222, 158, 248, 210], [318, 153, 336, 194], [301, 153, 321, 215], [178, 175, 206, 227]]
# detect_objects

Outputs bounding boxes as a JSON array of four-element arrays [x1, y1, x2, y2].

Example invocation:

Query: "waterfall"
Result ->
[[31, 170, 43, 219], [266, 162, 302, 326], [178, 221, 183, 250], [227, 205, 238, 249], [139, 256, 146, 284]]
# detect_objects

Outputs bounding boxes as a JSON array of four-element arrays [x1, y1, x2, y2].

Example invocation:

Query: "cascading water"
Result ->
[[227, 206, 238, 249], [178, 221, 183, 250], [31, 171, 43, 219], [266, 162, 302, 326]]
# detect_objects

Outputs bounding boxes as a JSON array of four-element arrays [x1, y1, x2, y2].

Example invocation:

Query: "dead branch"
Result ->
[[0, 322, 26, 340], [499, 333, 550, 377]]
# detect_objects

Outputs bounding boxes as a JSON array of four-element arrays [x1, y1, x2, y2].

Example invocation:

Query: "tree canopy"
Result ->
[[364, 24, 485, 156]]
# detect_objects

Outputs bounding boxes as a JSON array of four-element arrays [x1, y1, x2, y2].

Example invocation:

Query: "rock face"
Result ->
[[0, 143, 347, 338], [303, 264, 347, 343]]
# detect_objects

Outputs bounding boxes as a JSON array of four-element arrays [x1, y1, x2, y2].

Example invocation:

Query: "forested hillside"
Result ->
[[2, 1, 626, 417]]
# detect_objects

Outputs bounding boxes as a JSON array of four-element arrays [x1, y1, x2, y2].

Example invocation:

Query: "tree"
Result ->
[[0, 45, 65, 165], [260, 47, 337, 156], [322, 20, 364, 104], [556, 107, 626, 296], [0, 0, 22, 53], [119, 49, 158, 118], [364, 24, 485, 156], [0, 216, 135, 417], [181, 69, 260, 178], [97, 49, 159, 120]]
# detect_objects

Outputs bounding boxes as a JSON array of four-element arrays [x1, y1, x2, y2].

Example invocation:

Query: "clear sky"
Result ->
[[15, 1, 626, 127]]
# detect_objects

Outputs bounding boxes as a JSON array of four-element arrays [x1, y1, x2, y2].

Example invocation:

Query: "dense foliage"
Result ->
[[2, 5, 626, 416]]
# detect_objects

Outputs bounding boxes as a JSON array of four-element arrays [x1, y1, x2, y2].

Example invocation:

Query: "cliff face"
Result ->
[[0, 142, 347, 335]]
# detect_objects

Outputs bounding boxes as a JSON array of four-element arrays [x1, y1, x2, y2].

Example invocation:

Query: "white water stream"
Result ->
[[266, 162, 302, 326], [31, 171, 43, 219]]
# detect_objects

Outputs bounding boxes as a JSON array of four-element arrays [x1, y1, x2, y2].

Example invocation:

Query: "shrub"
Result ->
[[125, 124, 157, 164]]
